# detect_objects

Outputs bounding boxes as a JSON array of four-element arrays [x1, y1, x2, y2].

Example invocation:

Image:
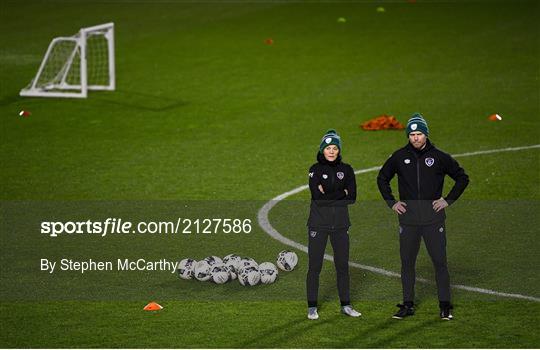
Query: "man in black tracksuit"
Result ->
[[306, 129, 360, 320], [377, 113, 469, 320]]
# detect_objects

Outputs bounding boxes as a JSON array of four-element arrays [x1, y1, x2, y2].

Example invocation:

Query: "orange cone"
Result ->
[[488, 114, 502, 121], [143, 302, 163, 311]]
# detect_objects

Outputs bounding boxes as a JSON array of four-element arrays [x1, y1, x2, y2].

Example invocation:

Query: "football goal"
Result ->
[[20, 22, 115, 98]]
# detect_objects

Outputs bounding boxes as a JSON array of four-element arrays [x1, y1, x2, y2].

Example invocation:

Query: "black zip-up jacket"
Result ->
[[377, 139, 469, 226], [307, 153, 357, 230]]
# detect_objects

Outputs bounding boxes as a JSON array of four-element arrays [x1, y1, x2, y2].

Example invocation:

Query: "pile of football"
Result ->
[[177, 250, 298, 286]]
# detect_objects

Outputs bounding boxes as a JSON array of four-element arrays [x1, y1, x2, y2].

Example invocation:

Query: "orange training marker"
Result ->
[[361, 114, 405, 131], [488, 114, 502, 121], [143, 302, 163, 311]]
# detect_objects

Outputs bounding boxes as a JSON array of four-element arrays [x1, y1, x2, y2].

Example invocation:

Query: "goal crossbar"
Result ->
[[20, 22, 115, 98]]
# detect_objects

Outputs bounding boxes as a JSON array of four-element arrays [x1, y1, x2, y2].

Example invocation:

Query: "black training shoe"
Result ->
[[392, 303, 414, 319], [440, 305, 453, 320]]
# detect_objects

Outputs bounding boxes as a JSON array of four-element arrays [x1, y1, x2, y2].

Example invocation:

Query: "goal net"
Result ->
[[20, 23, 115, 98]]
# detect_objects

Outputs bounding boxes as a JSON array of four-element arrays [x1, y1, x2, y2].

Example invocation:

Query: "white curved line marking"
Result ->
[[258, 144, 540, 302]]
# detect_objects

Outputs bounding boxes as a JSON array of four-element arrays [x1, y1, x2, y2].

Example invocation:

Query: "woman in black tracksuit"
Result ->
[[306, 129, 361, 320]]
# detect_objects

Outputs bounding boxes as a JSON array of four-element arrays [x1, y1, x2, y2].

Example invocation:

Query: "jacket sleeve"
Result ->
[[309, 165, 346, 206], [335, 164, 357, 206], [377, 154, 398, 208], [442, 154, 469, 205]]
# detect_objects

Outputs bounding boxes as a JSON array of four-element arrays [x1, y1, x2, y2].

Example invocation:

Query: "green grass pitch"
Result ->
[[1, 0, 539, 348]]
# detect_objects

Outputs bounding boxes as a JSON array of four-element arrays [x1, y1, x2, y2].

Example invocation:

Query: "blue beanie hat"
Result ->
[[319, 129, 341, 154], [406, 113, 429, 137]]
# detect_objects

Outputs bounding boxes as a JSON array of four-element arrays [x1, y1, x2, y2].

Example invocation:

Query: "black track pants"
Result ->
[[306, 228, 350, 307], [399, 222, 451, 303]]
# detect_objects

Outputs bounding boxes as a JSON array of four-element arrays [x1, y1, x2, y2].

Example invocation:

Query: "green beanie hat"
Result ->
[[319, 129, 342, 154], [406, 113, 429, 137]]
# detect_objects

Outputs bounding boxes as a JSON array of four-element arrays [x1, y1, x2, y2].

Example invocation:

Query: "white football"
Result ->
[[259, 262, 278, 284], [194, 260, 212, 281], [224, 256, 241, 280], [238, 257, 258, 270], [223, 254, 240, 264], [177, 258, 197, 280], [210, 263, 230, 284], [238, 265, 261, 286], [276, 250, 298, 271], [203, 256, 223, 266]]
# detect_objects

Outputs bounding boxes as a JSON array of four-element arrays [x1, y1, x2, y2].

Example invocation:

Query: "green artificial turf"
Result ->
[[1, 300, 538, 348], [1, 0, 539, 348]]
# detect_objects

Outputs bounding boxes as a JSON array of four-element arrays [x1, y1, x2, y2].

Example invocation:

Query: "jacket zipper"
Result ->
[[331, 165, 336, 229], [416, 155, 421, 199], [415, 154, 422, 223]]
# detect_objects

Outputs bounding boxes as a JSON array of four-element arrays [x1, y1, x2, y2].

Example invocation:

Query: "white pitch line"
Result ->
[[258, 144, 540, 302], [452, 144, 540, 158]]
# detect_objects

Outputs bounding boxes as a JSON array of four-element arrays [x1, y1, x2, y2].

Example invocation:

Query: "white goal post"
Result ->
[[20, 23, 115, 98]]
